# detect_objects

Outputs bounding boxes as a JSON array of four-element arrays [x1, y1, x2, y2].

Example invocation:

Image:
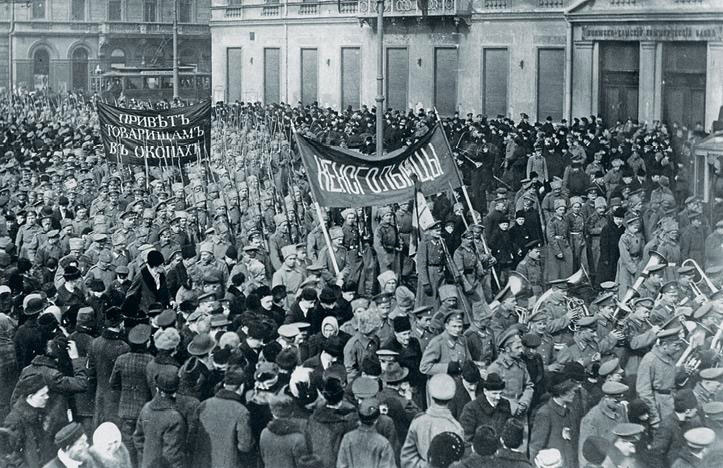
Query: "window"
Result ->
[[110, 49, 126, 66], [33, 49, 50, 76], [72, 48, 89, 91], [341, 47, 360, 110], [300, 48, 318, 106], [108, 0, 122, 20], [434, 47, 458, 115], [537, 48, 565, 122], [32, 0, 46, 19], [144, 0, 157, 22], [227, 48, 243, 102], [179, 0, 192, 23], [482, 48, 508, 117], [264, 48, 280, 104], [71, 0, 85, 21], [386, 48, 408, 112]]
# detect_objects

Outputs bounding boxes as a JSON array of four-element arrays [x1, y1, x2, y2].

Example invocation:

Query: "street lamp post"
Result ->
[[173, 0, 179, 100], [375, 0, 384, 157]]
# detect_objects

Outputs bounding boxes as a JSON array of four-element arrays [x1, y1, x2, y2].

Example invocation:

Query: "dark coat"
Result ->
[[122, 266, 170, 316], [0, 338, 19, 420], [88, 329, 130, 426], [13, 317, 44, 370], [306, 403, 359, 468], [145, 353, 179, 398], [3, 397, 55, 467], [450, 453, 498, 468], [133, 394, 186, 468], [283, 301, 328, 335], [109, 351, 153, 420], [529, 398, 581, 468], [459, 394, 512, 443], [11, 355, 88, 438], [189, 389, 255, 468], [496, 448, 534, 468], [596, 219, 624, 285], [259, 417, 309, 468]]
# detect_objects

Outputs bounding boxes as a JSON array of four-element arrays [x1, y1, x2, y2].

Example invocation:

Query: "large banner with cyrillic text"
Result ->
[[97, 100, 211, 166], [296, 123, 462, 207]]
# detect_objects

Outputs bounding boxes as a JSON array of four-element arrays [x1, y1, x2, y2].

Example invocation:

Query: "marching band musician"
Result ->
[[635, 263, 666, 300], [635, 325, 684, 426], [619, 298, 659, 379], [555, 316, 619, 370], [650, 282, 681, 325]]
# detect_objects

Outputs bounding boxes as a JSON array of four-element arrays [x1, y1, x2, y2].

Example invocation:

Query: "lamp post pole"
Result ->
[[375, 0, 384, 157], [172, 0, 179, 100]]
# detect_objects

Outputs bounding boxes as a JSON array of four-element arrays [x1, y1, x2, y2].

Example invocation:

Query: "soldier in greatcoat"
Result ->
[[545, 199, 573, 282], [415, 221, 446, 308], [616, 216, 644, 299]]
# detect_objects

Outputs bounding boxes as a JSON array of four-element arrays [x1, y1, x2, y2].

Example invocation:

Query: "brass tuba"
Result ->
[[681, 258, 720, 301], [621, 250, 668, 304], [490, 272, 530, 310]]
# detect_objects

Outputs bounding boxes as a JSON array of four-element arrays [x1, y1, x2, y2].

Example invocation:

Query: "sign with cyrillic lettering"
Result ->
[[296, 123, 462, 207], [97, 100, 211, 166]]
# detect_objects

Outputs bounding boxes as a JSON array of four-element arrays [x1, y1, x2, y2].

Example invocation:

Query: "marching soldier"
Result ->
[[545, 199, 573, 281], [616, 216, 644, 299], [416, 221, 446, 308], [566, 197, 588, 273], [374, 206, 401, 278], [454, 228, 487, 306], [515, 241, 544, 296]]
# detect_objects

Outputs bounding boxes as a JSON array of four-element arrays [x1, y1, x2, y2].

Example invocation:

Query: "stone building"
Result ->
[[0, 0, 210, 95], [210, 0, 722, 129]]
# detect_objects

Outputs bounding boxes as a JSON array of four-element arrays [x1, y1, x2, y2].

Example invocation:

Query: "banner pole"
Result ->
[[290, 122, 341, 276]]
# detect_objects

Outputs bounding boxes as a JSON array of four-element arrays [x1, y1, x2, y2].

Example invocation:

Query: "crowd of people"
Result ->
[[0, 89, 722, 468]]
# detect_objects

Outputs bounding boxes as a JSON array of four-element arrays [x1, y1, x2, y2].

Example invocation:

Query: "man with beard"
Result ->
[[596, 207, 626, 287], [89, 422, 132, 468], [44, 422, 93, 468], [599, 423, 647, 468]]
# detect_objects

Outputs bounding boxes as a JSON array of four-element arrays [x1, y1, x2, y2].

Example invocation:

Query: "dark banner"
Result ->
[[297, 123, 462, 207], [97, 100, 211, 166]]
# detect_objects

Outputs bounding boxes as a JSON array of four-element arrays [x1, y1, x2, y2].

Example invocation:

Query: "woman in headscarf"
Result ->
[[306, 316, 351, 358]]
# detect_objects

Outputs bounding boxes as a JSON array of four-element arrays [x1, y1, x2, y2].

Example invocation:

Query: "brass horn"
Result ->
[[624, 250, 668, 304], [490, 272, 530, 309], [681, 258, 720, 298]]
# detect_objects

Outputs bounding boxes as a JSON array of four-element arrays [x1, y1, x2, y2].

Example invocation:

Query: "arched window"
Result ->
[[110, 49, 126, 65], [33, 49, 49, 76], [71, 48, 89, 91]]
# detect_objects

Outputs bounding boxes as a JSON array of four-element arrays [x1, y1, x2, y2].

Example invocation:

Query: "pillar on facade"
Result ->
[[706, 41, 723, 131], [572, 40, 593, 119], [638, 41, 661, 123]]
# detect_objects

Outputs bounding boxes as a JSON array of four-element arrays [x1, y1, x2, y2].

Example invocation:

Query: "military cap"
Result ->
[[660, 281, 679, 294], [547, 278, 568, 289], [350, 298, 370, 312], [412, 305, 433, 317], [716, 219, 723, 229], [613, 423, 644, 439], [525, 240, 542, 250], [329, 226, 343, 240], [602, 381, 629, 396], [358, 398, 381, 420], [428, 374, 456, 400], [428, 220, 442, 230], [45, 229, 60, 239], [376, 349, 399, 360], [351, 376, 380, 399], [497, 327, 520, 349], [683, 427, 715, 448], [203, 270, 223, 284], [657, 326, 682, 341], [443, 309, 465, 324], [534, 449, 562, 468], [155, 309, 176, 328], [438, 285, 458, 301], [693, 302, 715, 320], [592, 291, 616, 306], [632, 297, 654, 309], [598, 358, 620, 377], [381, 362, 409, 384], [553, 199, 567, 210], [703, 401, 723, 419], [243, 244, 259, 253], [340, 208, 356, 219], [647, 263, 666, 274], [678, 264, 695, 276], [699, 368, 723, 382], [277, 324, 300, 339], [91, 233, 108, 242]]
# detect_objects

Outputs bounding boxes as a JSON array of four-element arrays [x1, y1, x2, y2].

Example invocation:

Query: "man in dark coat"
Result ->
[[87, 307, 129, 428], [190, 367, 255, 468], [123, 250, 170, 316], [134, 368, 187, 468], [596, 208, 625, 287], [13, 295, 45, 369], [259, 393, 309, 468], [0, 312, 19, 421], [497, 419, 534, 468], [109, 324, 153, 467], [459, 372, 511, 443], [529, 378, 582, 468], [42, 422, 93, 468]]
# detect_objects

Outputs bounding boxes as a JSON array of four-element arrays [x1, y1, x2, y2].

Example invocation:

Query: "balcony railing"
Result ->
[[357, 0, 470, 17], [100, 22, 209, 35], [217, 1, 359, 20]]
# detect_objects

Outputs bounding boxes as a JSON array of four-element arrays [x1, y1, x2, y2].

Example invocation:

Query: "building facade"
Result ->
[[0, 0, 211, 94], [210, 0, 723, 129]]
